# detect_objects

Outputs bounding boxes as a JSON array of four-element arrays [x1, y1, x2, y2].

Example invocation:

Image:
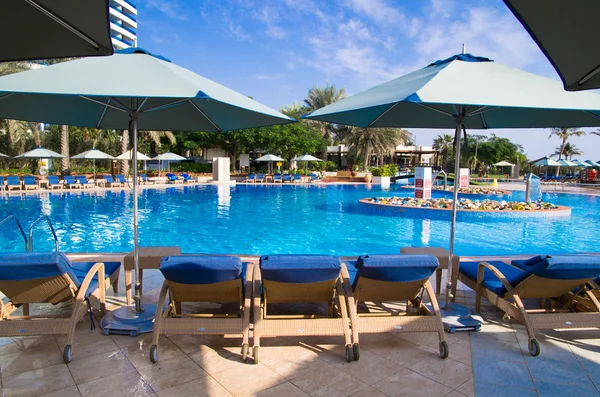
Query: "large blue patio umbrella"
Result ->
[[0, 48, 293, 348], [304, 53, 600, 348]]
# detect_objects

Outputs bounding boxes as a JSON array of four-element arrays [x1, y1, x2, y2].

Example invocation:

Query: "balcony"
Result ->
[[111, 34, 134, 49], [110, 0, 137, 15], [109, 6, 137, 29], [110, 22, 136, 41]]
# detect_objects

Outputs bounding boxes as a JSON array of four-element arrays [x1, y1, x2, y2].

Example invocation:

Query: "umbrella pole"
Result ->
[[93, 159, 96, 182], [131, 116, 142, 313], [446, 117, 463, 310]]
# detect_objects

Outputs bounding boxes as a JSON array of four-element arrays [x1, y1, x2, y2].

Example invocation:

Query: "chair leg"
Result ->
[[436, 269, 442, 294], [22, 303, 29, 317], [112, 278, 119, 294]]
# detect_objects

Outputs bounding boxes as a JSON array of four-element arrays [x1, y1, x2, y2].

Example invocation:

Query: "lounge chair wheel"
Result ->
[[63, 344, 72, 363], [150, 344, 158, 363], [345, 345, 353, 363], [528, 339, 541, 357], [439, 341, 449, 359], [253, 346, 260, 364], [352, 343, 360, 361], [241, 343, 249, 361]]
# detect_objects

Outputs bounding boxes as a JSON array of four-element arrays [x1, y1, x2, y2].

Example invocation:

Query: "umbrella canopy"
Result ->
[[493, 160, 514, 167], [531, 158, 561, 167], [584, 160, 597, 166], [255, 154, 285, 162], [71, 148, 115, 160], [293, 154, 323, 162], [504, 0, 600, 91], [116, 150, 152, 161], [0, 152, 9, 158], [304, 53, 600, 314], [0, 0, 113, 62], [14, 146, 65, 159], [154, 152, 187, 161], [572, 159, 588, 166], [556, 159, 576, 167]]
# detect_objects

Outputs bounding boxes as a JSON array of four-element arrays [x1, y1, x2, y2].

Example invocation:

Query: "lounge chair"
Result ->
[[47, 175, 62, 190], [293, 174, 302, 183], [459, 255, 600, 356], [149, 256, 253, 363], [346, 255, 448, 360], [115, 174, 128, 185], [140, 174, 155, 185], [309, 173, 318, 182], [63, 175, 81, 189], [7, 176, 21, 191], [244, 173, 256, 183], [0, 252, 120, 363], [282, 174, 291, 183], [22, 175, 38, 190], [165, 173, 182, 184], [102, 175, 122, 188], [76, 176, 94, 189], [272, 173, 282, 183], [255, 173, 265, 183], [180, 173, 192, 183], [0, 176, 4, 191], [253, 255, 357, 363]]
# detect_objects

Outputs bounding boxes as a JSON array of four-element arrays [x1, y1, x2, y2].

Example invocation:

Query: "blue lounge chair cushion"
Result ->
[[354, 254, 439, 283], [7, 176, 20, 185], [70, 261, 120, 296], [0, 252, 80, 287], [23, 176, 36, 185], [48, 176, 60, 184], [460, 261, 531, 295], [104, 175, 114, 182], [260, 255, 341, 283], [511, 255, 545, 269], [537, 256, 600, 280], [160, 255, 243, 285]]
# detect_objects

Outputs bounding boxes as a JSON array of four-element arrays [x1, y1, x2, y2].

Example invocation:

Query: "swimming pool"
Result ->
[[1, 184, 597, 256]]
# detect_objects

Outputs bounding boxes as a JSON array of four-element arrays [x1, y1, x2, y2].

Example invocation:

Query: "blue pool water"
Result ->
[[1, 184, 598, 256]]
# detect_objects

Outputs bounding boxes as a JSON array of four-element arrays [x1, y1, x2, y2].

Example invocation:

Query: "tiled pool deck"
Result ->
[[0, 265, 598, 397]]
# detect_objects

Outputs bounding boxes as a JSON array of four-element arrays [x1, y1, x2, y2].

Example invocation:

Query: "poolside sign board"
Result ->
[[459, 168, 470, 189], [414, 167, 432, 199]]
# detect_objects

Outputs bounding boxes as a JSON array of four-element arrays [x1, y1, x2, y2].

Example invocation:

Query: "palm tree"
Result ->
[[60, 125, 70, 173], [141, 130, 176, 153], [340, 127, 411, 170], [548, 128, 585, 159], [433, 134, 454, 170], [303, 85, 347, 146], [280, 101, 307, 120], [120, 130, 129, 175], [0, 119, 42, 155], [560, 142, 583, 160]]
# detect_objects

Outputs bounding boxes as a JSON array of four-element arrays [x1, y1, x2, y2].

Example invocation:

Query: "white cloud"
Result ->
[[344, 0, 404, 24], [146, 0, 188, 20], [255, 74, 284, 80], [253, 6, 287, 39]]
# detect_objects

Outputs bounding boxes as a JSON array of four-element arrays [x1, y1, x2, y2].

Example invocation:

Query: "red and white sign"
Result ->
[[414, 167, 432, 200], [459, 168, 470, 189]]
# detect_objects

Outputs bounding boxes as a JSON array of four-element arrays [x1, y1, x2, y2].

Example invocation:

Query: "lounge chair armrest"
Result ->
[[155, 281, 171, 318], [477, 261, 517, 296], [252, 264, 262, 330], [75, 262, 106, 302]]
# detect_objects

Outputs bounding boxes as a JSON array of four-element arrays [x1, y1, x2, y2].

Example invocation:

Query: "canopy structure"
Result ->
[[571, 159, 588, 167], [14, 146, 65, 159], [556, 159, 576, 167], [584, 160, 598, 167], [504, 0, 600, 91], [493, 160, 514, 167], [292, 154, 323, 174], [0, 47, 293, 336], [116, 150, 152, 161], [531, 158, 561, 167], [304, 53, 600, 332], [154, 152, 187, 173], [256, 154, 285, 174], [0, 0, 113, 62], [71, 148, 115, 180]]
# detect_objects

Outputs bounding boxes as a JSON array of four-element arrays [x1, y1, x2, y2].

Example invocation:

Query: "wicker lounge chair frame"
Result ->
[[0, 261, 120, 363], [255, 173, 265, 183], [252, 262, 357, 364], [47, 176, 63, 190], [244, 173, 256, 183], [273, 173, 282, 183], [76, 176, 94, 189], [63, 176, 81, 189], [22, 176, 38, 190], [103, 175, 122, 188], [140, 174, 155, 185], [459, 261, 600, 356], [348, 264, 449, 360], [149, 262, 254, 363], [165, 173, 183, 184]]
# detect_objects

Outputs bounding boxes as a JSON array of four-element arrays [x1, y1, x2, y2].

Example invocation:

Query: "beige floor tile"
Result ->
[[360, 334, 435, 367], [2, 363, 75, 397], [455, 378, 474, 397], [290, 365, 369, 397], [157, 377, 233, 397], [332, 350, 404, 386], [443, 391, 469, 397], [188, 345, 245, 375], [409, 356, 472, 388], [0, 336, 57, 357], [0, 343, 64, 377], [68, 349, 135, 384], [348, 387, 388, 397], [251, 382, 310, 397], [77, 369, 155, 397], [373, 369, 453, 397], [259, 345, 329, 380], [55, 328, 119, 361], [211, 361, 285, 397], [166, 334, 236, 354], [448, 339, 472, 366], [137, 355, 207, 392], [39, 385, 82, 397], [120, 335, 185, 369]]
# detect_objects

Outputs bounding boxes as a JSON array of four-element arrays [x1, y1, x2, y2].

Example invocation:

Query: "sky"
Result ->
[[135, 0, 600, 161]]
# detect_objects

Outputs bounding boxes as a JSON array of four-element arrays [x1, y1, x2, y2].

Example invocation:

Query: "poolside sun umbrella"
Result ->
[[0, 0, 113, 61], [71, 148, 115, 181], [14, 146, 66, 159], [493, 160, 514, 177], [116, 150, 152, 161], [572, 159, 588, 167], [256, 154, 285, 174], [292, 154, 323, 174], [556, 159, 576, 167], [503, 0, 600, 91], [0, 47, 293, 340], [304, 52, 600, 338], [154, 152, 186, 173], [531, 158, 561, 167]]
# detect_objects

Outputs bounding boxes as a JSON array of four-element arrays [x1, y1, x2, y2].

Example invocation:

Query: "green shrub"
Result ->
[[369, 164, 398, 177], [171, 163, 212, 173]]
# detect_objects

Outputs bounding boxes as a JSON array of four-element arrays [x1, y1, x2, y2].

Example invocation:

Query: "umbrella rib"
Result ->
[[109, 97, 134, 112], [141, 99, 188, 113], [136, 98, 149, 113], [466, 106, 500, 117], [0, 93, 14, 101], [367, 102, 400, 127], [416, 103, 454, 117], [187, 100, 222, 132], [24, 0, 100, 50], [80, 96, 128, 113], [584, 110, 600, 121], [479, 112, 488, 129], [96, 98, 111, 128]]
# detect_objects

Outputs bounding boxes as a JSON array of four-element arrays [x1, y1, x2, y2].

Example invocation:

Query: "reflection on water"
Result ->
[[421, 219, 431, 245]]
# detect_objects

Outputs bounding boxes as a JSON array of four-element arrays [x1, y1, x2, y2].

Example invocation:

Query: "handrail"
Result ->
[[28, 215, 59, 252], [0, 215, 28, 251]]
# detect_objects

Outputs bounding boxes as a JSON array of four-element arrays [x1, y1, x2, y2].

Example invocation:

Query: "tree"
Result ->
[[121, 130, 129, 175], [339, 127, 411, 170], [60, 125, 70, 174], [140, 130, 176, 154], [280, 101, 307, 120], [303, 85, 347, 147], [559, 142, 582, 160], [433, 134, 453, 170], [548, 128, 585, 159]]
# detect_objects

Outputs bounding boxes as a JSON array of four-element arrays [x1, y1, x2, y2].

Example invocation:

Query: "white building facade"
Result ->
[[109, 0, 137, 50]]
